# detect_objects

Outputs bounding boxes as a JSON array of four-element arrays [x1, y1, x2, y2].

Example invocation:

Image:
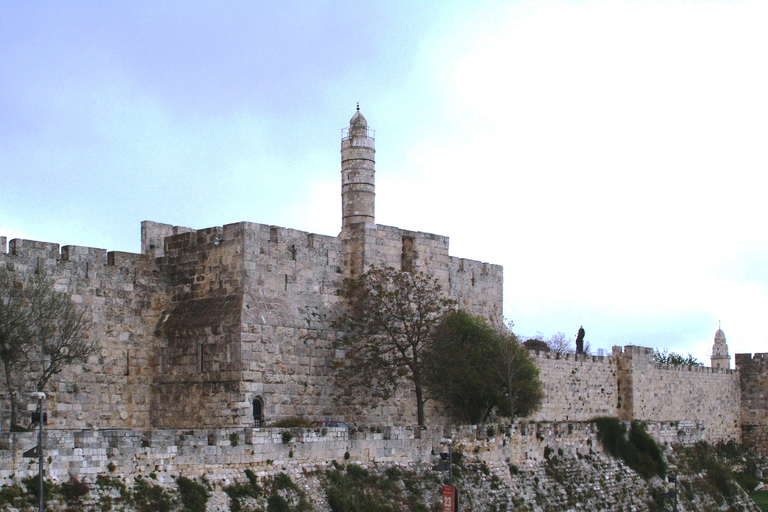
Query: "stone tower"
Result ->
[[711, 325, 731, 369], [341, 106, 375, 230], [340, 107, 375, 277]]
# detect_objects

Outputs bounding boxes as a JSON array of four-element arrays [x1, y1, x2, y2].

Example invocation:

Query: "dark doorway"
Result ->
[[253, 397, 264, 427]]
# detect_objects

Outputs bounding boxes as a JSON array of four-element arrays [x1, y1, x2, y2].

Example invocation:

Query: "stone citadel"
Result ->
[[1, 109, 767, 457]]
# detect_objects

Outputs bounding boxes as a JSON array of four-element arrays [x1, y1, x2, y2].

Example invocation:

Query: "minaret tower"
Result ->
[[711, 323, 731, 369], [341, 104, 375, 230]]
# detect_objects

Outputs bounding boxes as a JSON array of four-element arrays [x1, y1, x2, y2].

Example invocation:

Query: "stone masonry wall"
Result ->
[[240, 223, 344, 425], [0, 420, 724, 489], [737, 353, 768, 455], [151, 223, 247, 428], [0, 238, 160, 431], [529, 351, 619, 422], [617, 345, 741, 443], [356, 224, 504, 326]]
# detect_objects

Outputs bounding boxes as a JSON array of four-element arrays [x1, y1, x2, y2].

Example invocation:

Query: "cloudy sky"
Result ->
[[2, 0, 766, 361]]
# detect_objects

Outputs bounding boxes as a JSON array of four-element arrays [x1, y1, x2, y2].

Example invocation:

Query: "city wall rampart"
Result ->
[[528, 345, 741, 444], [529, 351, 619, 422], [616, 345, 741, 442], [737, 353, 768, 455], [0, 229, 760, 450], [0, 237, 160, 431], [0, 421, 706, 488]]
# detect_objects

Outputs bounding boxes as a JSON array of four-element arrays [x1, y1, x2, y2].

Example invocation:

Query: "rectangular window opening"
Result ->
[[401, 237, 415, 273]]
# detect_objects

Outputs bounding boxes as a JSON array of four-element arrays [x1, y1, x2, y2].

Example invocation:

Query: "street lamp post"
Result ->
[[440, 438, 456, 511], [31, 391, 46, 512], [668, 464, 678, 512]]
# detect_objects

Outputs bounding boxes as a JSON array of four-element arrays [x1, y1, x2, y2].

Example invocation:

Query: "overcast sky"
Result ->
[[2, 0, 766, 362]]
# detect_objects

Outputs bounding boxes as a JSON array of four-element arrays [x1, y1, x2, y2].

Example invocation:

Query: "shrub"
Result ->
[[274, 473, 297, 491], [0, 484, 25, 507], [60, 475, 90, 503], [271, 417, 315, 428], [245, 468, 260, 492], [229, 432, 240, 447], [176, 476, 209, 512], [282, 431, 293, 444], [267, 494, 291, 512], [23, 474, 57, 503], [346, 464, 370, 480], [133, 476, 172, 512], [591, 417, 666, 478]]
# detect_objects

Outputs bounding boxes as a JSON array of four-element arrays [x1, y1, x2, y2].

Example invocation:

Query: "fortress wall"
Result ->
[[357, 225, 503, 326], [240, 223, 345, 424], [0, 238, 158, 431], [737, 353, 768, 455], [151, 223, 248, 428], [618, 345, 740, 443], [448, 257, 504, 327], [529, 351, 619, 422], [0, 420, 708, 488]]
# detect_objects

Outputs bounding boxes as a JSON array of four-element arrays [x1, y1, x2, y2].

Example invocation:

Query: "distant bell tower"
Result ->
[[711, 324, 731, 369], [341, 105, 375, 230]]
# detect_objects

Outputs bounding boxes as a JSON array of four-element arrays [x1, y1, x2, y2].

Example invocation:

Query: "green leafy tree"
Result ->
[[332, 266, 454, 426], [653, 349, 703, 367], [424, 311, 543, 423], [0, 266, 97, 428], [423, 311, 502, 423]]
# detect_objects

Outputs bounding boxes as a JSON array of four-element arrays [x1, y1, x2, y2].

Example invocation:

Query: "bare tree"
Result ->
[[494, 332, 543, 421], [0, 267, 97, 428], [547, 331, 573, 354], [332, 266, 454, 426]]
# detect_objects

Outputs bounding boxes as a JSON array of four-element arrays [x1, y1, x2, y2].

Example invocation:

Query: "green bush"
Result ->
[[0, 484, 25, 507], [133, 476, 172, 512], [274, 473, 297, 491], [591, 417, 666, 478], [59, 475, 90, 503], [267, 493, 291, 512], [22, 474, 57, 503], [282, 431, 294, 444], [271, 417, 316, 428], [245, 468, 260, 492], [176, 476, 209, 512]]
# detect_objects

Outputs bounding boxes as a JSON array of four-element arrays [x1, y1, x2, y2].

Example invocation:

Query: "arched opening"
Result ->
[[253, 397, 264, 427]]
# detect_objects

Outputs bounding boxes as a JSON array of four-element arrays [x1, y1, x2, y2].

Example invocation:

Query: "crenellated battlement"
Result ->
[[1, 236, 151, 270], [529, 349, 614, 364]]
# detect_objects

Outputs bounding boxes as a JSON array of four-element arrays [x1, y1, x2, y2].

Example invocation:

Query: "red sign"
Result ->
[[442, 485, 456, 512]]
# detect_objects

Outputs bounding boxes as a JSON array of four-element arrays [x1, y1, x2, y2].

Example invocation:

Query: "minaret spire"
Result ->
[[340, 108, 375, 230]]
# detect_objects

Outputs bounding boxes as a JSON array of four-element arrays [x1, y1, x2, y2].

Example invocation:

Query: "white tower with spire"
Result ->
[[711, 323, 731, 369]]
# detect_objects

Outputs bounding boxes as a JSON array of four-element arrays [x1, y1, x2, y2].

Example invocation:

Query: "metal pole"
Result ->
[[31, 392, 45, 512], [38, 394, 44, 512], [448, 440, 453, 487], [674, 466, 678, 512]]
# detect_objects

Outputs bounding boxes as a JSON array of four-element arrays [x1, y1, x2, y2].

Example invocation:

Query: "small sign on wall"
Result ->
[[442, 485, 458, 511]]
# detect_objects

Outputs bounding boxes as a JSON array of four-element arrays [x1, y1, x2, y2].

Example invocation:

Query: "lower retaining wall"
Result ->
[[0, 420, 726, 487]]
